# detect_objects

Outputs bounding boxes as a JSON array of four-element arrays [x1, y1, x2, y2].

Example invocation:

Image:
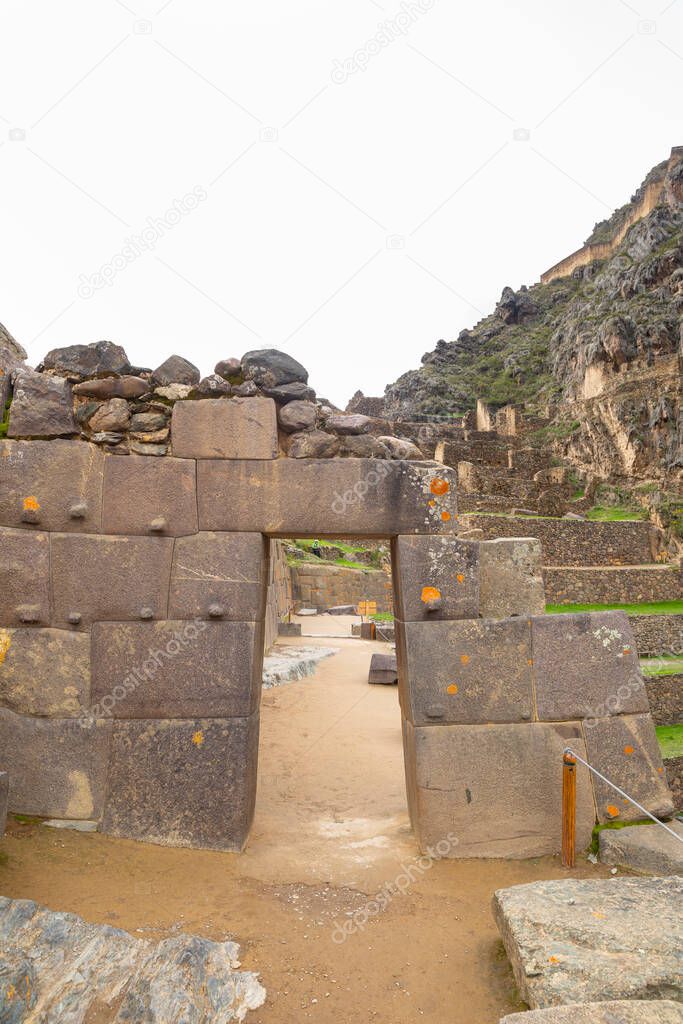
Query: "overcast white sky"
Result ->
[[1, 1, 681, 406]]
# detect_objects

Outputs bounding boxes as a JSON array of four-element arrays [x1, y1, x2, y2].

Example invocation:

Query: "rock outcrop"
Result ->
[[0, 896, 265, 1022], [384, 147, 683, 484]]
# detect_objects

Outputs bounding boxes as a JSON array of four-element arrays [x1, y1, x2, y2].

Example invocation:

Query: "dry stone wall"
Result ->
[[461, 514, 659, 567], [290, 563, 392, 613], [543, 565, 682, 605]]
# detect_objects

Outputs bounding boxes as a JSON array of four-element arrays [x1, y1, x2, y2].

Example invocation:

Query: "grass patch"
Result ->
[[656, 724, 683, 759], [334, 558, 377, 571], [589, 818, 657, 855], [371, 611, 394, 622], [585, 505, 648, 522], [0, 398, 11, 440], [640, 656, 683, 677], [546, 600, 683, 616]]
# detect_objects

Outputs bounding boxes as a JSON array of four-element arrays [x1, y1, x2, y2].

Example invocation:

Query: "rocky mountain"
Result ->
[[384, 147, 683, 483]]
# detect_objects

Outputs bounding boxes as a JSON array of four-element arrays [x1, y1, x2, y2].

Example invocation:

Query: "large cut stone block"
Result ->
[[0, 439, 103, 533], [492, 876, 683, 1008], [479, 538, 545, 618], [501, 1005, 683, 1024], [7, 369, 76, 438], [102, 454, 198, 536], [197, 459, 458, 536], [0, 528, 50, 626], [169, 532, 267, 620], [0, 628, 89, 716], [90, 620, 262, 717], [532, 611, 648, 721], [51, 534, 173, 629], [391, 535, 479, 620], [101, 715, 259, 850], [0, 708, 112, 818], [403, 719, 594, 857], [171, 397, 278, 459], [396, 617, 533, 725], [582, 713, 674, 822]]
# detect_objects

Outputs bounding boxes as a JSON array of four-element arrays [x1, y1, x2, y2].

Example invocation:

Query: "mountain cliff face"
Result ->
[[384, 148, 683, 483]]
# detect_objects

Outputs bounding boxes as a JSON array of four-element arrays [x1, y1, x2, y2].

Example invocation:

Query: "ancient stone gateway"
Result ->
[[0, 398, 674, 855]]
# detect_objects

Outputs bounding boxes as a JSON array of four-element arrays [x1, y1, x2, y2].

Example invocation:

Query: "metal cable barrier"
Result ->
[[561, 746, 682, 867]]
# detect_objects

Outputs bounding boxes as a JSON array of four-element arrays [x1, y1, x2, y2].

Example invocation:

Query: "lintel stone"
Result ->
[[197, 459, 458, 536]]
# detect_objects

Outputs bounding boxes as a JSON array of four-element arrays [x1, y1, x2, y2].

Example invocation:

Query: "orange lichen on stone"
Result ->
[[421, 586, 441, 604], [606, 804, 620, 818], [0, 632, 11, 665], [548, 955, 560, 964], [428, 499, 436, 507], [191, 730, 204, 747], [456, 573, 465, 584], [527, 658, 533, 666], [623, 745, 634, 755], [23, 496, 40, 511], [460, 654, 469, 665], [429, 477, 449, 496], [623, 647, 631, 655], [441, 510, 451, 521], [446, 684, 458, 695], [658, 766, 664, 773]]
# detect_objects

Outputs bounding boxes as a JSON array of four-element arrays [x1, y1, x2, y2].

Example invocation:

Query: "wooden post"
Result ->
[[561, 751, 577, 868]]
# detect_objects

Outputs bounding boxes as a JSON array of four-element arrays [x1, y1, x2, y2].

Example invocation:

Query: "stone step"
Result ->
[[500, 1002, 683, 1022], [599, 820, 683, 876], [493, 876, 683, 1008]]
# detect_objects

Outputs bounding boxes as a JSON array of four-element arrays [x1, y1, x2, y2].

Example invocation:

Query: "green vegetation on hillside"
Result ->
[[640, 656, 683, 677], [585, 506, 648, 522], [656, 724, 683, 759], [546, 600, 683, 616]]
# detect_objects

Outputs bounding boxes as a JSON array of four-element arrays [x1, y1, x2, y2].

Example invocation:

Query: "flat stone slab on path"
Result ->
[[368, 653, 398, 685], [262, 645, 338, 688], [493, 876, 683, 1008], [501, 1002, 683, 1022], [0, 896, 265, 1022], [599, 820, 683, 876]]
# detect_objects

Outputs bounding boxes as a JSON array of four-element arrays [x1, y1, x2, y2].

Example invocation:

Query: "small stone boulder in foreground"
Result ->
[[493, 877, 683, 1008], [0, 896, 265, 1022], [500, 1002, 683, 1022]]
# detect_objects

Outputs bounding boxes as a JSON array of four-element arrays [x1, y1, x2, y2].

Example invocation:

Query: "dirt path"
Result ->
[[0, 630, 609, 1023]]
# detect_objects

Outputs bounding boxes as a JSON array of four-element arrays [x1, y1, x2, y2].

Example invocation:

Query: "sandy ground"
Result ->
[[0, 626, 609, 1024]]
